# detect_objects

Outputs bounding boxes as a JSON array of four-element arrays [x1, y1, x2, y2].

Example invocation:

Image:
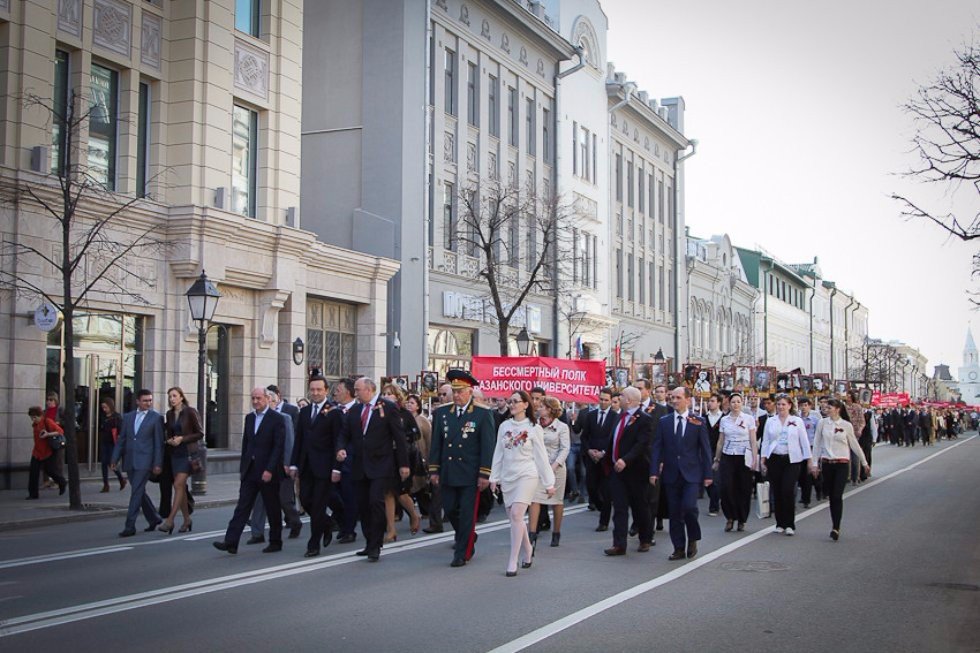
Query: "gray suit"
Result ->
[[250, 404, 302, 536], [112, 409, 164, 530]]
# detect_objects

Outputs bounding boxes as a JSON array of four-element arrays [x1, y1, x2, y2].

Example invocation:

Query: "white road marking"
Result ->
[[0, 505, 588, 636], [0, 547, 134, 570], [487, 435, 978, 653]]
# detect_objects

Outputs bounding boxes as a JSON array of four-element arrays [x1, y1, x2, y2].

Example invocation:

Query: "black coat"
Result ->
[[339, 399, 408, 481], [291, 402, 343, 479], [603, 409, 653, 482], [240, 409, 286, 482], [579, 407, 618, 452]]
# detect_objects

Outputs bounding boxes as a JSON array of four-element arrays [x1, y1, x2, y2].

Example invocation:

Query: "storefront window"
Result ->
[[306, 299, 358, 380], [428, 327, 473, 378]]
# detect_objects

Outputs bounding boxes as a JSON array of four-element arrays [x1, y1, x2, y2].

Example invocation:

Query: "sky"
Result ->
[[600, 0, 979, 376]]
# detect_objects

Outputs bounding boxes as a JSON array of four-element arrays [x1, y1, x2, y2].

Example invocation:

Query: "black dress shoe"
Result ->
[[367, 551, 380, 562], [304, 548, 320, 558], [629, 523, 637, 537], [656, 519, 664, 531], [668, 549, 686, 561], [686, 542, 698, 559], [505, 570, 518, 577], [289, 524, 302, 539], [213, 541, 237, 554], [422, 526, 444, 534], [604, 546, 626, 556], [118, 529, 136, 538], [144, 521, 162, 532], [587, 503, 597, 511], [337, 533, 356, 544], [322, 530, 333, 548], [246, 535, 266, 545], [464, 532, 478, 561], [450, 558, 466, 567], [355, 548, 369, 556], [262, 543, 282, 553], [595, 524, 608, 532]]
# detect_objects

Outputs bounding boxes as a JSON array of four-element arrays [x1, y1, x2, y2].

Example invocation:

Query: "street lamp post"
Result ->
[[516, 327, 532, 357], [185, 270, 221, 495]]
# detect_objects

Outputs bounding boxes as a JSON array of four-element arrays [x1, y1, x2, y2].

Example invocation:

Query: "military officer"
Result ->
[[428, 369, 496, 567]]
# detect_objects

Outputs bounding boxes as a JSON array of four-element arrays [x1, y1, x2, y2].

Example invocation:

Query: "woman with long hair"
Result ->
[[489, 391, 555, 577], [380, 383, 421, 541], [405, 394, 433, 518], [99, 397, 126, 492], [527, 396, 570, 549], [160, 387, 203, 534], [810, 398, 869, 541]]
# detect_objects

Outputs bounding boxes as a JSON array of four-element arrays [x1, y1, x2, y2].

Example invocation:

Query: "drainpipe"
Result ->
[[557, 45, 585, 79], [421, 0, 433, 371], [609, 80, 636, 113], [673, 141, 697, 362], [843, 297, 857, 382], [763, 259, 774, 366], [829, 287, 838, 378], [808, 279, 816, 374]]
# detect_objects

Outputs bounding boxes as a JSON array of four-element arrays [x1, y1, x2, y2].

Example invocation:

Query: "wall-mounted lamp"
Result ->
[[292, 337, 305, 366]]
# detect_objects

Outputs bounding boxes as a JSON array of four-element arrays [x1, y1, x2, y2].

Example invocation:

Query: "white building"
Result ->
[[956, 328, 980, 403], [686, 234, 757, 368]]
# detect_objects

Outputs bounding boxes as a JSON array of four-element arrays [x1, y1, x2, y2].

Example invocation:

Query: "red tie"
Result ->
[[613, 412, 628, 460], [361, 404, 370, 432]]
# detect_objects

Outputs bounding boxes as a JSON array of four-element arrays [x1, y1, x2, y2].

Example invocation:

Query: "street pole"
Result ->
[[191, 323, 208, 495]]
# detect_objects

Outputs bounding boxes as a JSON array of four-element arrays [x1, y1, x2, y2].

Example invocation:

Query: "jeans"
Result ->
[[565, 443, 582, 496], [100, 440, 124, 486]]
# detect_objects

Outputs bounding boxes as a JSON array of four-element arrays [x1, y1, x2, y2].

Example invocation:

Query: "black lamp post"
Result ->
[[516, 327, 532, 357], [654, 347, 665, 363], [185, 270, 221, 495]]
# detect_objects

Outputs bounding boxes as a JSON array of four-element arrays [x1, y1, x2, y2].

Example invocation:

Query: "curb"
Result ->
[[0, 497, 238, 532]]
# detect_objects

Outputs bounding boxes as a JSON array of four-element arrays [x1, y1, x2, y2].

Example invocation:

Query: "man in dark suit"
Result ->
[[429, 370, 496, 567], [337, 377, 409, 562], [650, 386, 714, 561], [214, 387, 286, 554], [249, 385, 303, 544], [580, 387, 617, 531], [291, 376, 345, 557], [603, 387, 654, 556], [111, 388, 164, 537], [641, 382, 672, 533]]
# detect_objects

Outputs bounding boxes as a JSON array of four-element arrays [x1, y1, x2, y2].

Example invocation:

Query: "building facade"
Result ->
[[955, 328, 979, 404], [0, 0, 397, 486], [686, 234, 757, 368]]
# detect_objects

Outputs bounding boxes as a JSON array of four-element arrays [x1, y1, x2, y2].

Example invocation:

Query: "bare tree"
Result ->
[[453, 179, 576, 355], [893, 36, 980, 300], [1, 90, 165, 509]]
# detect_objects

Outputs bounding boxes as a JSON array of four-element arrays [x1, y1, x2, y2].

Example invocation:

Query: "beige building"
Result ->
[[0, 0, 397, 486]]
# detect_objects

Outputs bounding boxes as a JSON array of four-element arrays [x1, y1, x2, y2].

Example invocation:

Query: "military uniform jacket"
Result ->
[[428, 401, 495, 486]]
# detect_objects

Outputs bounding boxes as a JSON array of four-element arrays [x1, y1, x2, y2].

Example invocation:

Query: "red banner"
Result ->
[[871, 391, 911, 408], [471, 356, 606, 403]]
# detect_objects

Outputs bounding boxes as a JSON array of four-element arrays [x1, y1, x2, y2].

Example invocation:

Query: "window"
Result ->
[[669, 268, 675, 313], [427, 172, 434, 246], [542, 106, 551, 163], [572, 121, 578, 175], [428, 327, 474, 378], [638, 167, 645, 213], [526, 97, 535, 155], [648, 174, 655, 217], [592, 133, 597, 184], [626, 160, 634, 207], [572, 228, 579, 284], [579, 126, 590, 181], [467, 62, 478, 126], [658, 179, 664, 223], [52, 50, 70, 175], [509, 211, 520, 266], [615, 153, 622, 201], [231, 104, 258, 217], [88, 64, 118, 190], [508, 86, 518, 147], [627, 253, 634, 301], [136, 82, 150, 198], [465, 189, 478, 257], [488, 75, 499, 136], [649, 261, 656, 306], [235, 0, 260, 37], [444, 50, 457, 115], [443, 182, 455, 250], [306, 300, 357, 381], [658, 265, 664, 310], [638, 257, 645, 305], [592, 235, 598, 289], [526, 213, 536, 272], [615, 249, 623, 299], [667, 185, 673, 224]]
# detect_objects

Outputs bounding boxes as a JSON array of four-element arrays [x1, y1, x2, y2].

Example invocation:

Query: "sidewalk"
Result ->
[[0, 471, 243, 531]]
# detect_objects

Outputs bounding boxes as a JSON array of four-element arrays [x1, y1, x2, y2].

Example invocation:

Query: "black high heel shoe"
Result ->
[[521, 560, 532, 569], [158, 521, 174, 535], [179, 520, 193, 533]]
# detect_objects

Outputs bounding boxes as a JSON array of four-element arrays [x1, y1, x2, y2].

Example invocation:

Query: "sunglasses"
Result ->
[[506, 399, 524, 405]]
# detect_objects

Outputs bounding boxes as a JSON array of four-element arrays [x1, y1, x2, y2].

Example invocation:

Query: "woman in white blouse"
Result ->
[[489, 391, 556, 577], [760, 394, 812, 536], [527, 397, 570, 549], [713, 393, 758, 532], [810, 398, 869, 541]]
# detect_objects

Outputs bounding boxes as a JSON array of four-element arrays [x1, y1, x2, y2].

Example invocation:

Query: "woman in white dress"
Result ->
[[489, 391, 555, 577], [527, 397, 570, 549]]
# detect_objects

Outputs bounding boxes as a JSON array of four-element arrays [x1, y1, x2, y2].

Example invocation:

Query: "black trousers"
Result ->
[[100, 440, 124, 486], [798, 462, 816, 505], [766, 454, 800, 529], [224, 477, 282, 545], [442, 483, 479, 561], [298, 473, 338, 550], [355, 477, 389, 554], [427, 480, 443, 530], [821, 461, 849, 530], [719, 454, 752, 523], [610, 472, 652, 548], [28, 455, 66, 498]]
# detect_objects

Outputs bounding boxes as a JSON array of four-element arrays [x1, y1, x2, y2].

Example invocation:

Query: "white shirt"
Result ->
[[811, 418, 867, 467], [612, 407, 638, 456], [673, 410, 690, 438], [489, 418, 556, 489], [720, 412, 756, 456]]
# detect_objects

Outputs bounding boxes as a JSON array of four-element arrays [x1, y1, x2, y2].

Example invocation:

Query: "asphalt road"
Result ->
[[1, 436, 977, 653]]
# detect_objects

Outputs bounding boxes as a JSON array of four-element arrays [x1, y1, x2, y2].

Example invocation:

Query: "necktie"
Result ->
[[361, 403, 370, 432], [613, 412, 628, 460], [135, 411, 145, 433], [676, 414, 684, 440], [311, 403, 320, 423], [598, 411, 605, 427], [456, 407, 463, 419]]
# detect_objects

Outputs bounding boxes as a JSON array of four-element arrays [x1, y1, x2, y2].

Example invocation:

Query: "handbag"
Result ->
[[755, 480, 771, 519], [188, 440, 203, 473], [47, 433, 66, 451]]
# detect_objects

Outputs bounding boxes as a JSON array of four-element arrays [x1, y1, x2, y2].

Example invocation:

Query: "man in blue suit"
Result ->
[[111, 388, 164, 537], [650, 386, 713, 560]]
